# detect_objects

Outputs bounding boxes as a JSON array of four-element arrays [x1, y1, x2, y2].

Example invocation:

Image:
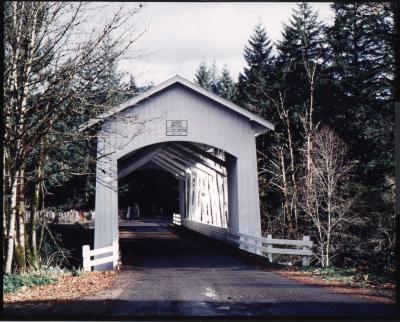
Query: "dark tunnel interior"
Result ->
[[119, 168, 180, 220]]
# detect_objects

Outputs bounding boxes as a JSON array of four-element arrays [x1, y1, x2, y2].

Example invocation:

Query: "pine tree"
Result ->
[[278, 2, 325, 66], [44, 35, 129, 211], [77, 35, 124, 113], [255, 3, 328, 235], [122, 75, 139, 100], [216, 66, 235, 100], [194, 61, 218, 93], [327, 3, 394, 175], [275, 2, 327, 143], [325, 2, 395, 271], [235, 24, 275, 114]]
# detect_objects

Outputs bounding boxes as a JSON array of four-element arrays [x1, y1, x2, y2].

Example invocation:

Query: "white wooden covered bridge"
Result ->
[[81, 75, 313, 270]]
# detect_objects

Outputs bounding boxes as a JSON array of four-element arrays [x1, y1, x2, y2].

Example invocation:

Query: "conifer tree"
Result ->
[[235, 24, 275, 114], [256, 3, 328, 235], [121, 75, 139, 101], [275, 2, 327, 143], [325, 2, 395, 270], [327, 2, 394, 175], [194, 61, 218, 92], [216, 66, 235, 100]]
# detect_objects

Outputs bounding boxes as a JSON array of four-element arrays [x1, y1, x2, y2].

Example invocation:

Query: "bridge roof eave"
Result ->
[[79, 75, 275, 133]]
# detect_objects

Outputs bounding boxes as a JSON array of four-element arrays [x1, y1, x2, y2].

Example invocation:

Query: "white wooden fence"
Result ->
[[82, 240, 119, 271], [173, 214, 313, 266], [28, 209, 95, 224], [235, 232, 312, 266]]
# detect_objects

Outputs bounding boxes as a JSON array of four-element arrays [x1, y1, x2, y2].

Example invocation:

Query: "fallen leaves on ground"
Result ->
[[4, 271, 117, 303], [274, 268, 395, 305]]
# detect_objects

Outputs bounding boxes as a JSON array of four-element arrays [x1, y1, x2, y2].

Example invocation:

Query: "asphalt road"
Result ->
[[4, 219, 396, 318], [80, 219, 396, 317]]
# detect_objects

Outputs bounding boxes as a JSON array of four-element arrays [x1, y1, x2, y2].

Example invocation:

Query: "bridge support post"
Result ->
[[94, 137, 119, 271]]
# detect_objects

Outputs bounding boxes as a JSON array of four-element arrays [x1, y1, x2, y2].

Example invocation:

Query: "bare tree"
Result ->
[[3, 1, 146, 273], [298, 44, 324, 189], [258, 86, 299, 229], [298, 127, 355, 267]]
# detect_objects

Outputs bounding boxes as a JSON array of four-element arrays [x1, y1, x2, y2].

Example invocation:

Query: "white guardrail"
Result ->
[[172, 213, 313, 266], [82, 240, 119, 271]]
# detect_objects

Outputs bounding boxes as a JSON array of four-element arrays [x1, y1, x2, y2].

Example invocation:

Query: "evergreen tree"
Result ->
[[44, 36, 129, 210], [235, 24, 275, 114], [325, 2, 395, 271], [77, 35, 124, 113], [256, 3, 328, 236], [194, 61, 218, 92], [216, 65, 235, 100], [122, 75, 139, 101], [327, 2, 394, 175], [278, 2, 325, 66], [275, 2, 327, 143]]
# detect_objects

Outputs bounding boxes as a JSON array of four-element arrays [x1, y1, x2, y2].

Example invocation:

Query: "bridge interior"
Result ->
[[118, 141, 232, 229], [119, 169, 180, 219]]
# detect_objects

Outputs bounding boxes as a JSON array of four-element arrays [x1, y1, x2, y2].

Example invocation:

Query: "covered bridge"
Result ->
[[81, 75, 274, 269]]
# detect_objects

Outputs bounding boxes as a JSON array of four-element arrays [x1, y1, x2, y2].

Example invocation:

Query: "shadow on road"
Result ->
[[4, 298, 397, 317]]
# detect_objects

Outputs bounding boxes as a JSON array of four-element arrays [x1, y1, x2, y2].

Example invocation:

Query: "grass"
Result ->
[[3, 273, 57, 294], [297, 266, 395, 289]]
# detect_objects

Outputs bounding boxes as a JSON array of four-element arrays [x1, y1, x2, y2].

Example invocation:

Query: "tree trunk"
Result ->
[[29, 141, 46, 270], [29, 183, 41, 269], [286, 117, 298, 226], [14, 168, 26, 272], [3, 153, 11, 254], [5, 173, 19, 273], [306, 77, 315, 186], [279, 148, 292, 232]]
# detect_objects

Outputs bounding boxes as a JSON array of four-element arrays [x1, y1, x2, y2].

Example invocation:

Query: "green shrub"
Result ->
[[299, 266, 395, 287], [3, 273, 57, 294]]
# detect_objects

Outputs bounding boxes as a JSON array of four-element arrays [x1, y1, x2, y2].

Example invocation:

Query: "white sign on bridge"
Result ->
[[166, 120, 188, 136]]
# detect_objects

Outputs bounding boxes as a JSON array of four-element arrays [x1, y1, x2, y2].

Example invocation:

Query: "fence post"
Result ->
[[302, 236, 310, 267], [267, 234, 273, 263], [82, 245, 91, 272], [112, 240, 119, 269]]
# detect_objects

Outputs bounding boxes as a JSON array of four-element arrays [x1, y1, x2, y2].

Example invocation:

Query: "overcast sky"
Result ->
[[120, 2, 334, 86]]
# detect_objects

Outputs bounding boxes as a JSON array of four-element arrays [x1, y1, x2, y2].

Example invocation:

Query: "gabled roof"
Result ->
[[80, 75, 274, 132]]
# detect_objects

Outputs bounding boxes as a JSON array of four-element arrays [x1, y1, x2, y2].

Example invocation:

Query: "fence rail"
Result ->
[[233, 232, 312, 266], [27, 209, 95, 224], [173, 214, 313, 266], [82, 241, 119, 271]]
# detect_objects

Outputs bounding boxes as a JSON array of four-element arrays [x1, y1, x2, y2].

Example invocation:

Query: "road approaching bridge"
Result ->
[[80, 219, 395, 317]]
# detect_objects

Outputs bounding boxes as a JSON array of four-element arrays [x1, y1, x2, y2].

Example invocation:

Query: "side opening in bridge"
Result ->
[[117, 141, 233, 229], [114, 141, 235, 268]]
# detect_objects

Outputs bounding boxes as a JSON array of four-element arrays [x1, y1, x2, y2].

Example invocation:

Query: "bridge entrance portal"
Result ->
[[81, 75, 274, 270]]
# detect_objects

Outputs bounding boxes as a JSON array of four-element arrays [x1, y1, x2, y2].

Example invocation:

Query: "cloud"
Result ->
[[119, 2, 333, 85]]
